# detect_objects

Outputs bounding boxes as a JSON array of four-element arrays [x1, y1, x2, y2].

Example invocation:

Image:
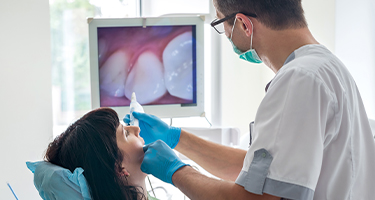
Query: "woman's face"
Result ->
[[116, 124, 145, 176]]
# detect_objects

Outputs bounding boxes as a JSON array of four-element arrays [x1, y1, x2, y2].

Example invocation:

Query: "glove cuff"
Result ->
[[167, 162, 189, 186], [168, 127, 182, 149]]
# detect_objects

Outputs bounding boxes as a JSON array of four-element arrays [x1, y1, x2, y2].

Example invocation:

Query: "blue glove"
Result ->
[[141, 140, 188, 185], [123, 112, 181, 148]]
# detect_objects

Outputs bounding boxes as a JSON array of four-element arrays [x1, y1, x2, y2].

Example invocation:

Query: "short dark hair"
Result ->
[[214, 0, 307, 30], [45, 107, 146, 200]]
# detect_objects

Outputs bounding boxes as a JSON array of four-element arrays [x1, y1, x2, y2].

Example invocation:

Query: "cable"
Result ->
[[204, 115, 212, 127], [7, 182, 19, 200], [147, 176, 156, 198]]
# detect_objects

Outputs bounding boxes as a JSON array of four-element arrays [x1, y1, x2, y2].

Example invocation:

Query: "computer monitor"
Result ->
[[88, 16, 204, 118]]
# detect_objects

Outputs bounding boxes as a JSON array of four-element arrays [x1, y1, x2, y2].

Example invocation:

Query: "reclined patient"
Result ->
[[28, 107, 156, 200]]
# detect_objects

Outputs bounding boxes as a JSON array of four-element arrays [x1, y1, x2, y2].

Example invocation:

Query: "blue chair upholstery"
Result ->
[[26, 161, 91, 200]]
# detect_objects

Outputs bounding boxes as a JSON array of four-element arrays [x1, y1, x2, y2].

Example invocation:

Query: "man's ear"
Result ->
[[236, 13, 254, 37]]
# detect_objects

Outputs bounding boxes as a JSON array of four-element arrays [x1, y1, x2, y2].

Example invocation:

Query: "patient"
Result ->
[[45, 107, 150, 200]]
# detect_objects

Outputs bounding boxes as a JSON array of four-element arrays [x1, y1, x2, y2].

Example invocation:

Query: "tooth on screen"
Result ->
[[124, 51, 167, 104], [99, 50, 129, 97], [162, 31, 193, 100], [98, 38, 108, 62]]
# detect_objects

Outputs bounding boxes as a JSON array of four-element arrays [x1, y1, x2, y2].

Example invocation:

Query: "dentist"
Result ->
[[125, 0, 375, 199]]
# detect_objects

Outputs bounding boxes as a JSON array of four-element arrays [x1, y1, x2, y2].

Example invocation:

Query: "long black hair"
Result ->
[[45, 107, 146, 200]]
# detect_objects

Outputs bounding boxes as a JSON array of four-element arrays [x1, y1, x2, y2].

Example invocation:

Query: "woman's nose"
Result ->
[[129, 126, 140, 136]]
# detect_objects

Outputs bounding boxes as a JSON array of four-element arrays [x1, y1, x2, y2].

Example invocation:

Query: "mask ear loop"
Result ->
[[230, 17, 237, 40], [232, 17, 254, 51], [247, 18, 254, 50]]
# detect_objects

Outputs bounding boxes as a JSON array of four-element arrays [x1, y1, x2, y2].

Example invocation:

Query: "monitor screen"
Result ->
[[98, 25, 196, 107], [88, 17, 204, 118]]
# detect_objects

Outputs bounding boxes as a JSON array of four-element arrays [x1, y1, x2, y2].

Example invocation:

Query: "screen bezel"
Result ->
[[88, 16, 204, 118]]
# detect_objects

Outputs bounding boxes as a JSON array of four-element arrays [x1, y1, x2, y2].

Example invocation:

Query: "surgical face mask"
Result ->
[[229, 18, 262, 64]]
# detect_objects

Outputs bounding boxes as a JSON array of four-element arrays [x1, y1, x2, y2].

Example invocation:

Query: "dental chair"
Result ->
[[26, 161, 91, 200]]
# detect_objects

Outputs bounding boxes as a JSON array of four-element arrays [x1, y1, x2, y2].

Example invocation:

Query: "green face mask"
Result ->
[[229, 18, 262, 64]]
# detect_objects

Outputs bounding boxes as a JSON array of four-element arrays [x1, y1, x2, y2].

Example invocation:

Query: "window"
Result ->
[[51, 0, 140, 137]]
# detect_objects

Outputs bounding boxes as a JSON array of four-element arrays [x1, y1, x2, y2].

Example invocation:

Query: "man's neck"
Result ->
[[257, 27, 319, 73]]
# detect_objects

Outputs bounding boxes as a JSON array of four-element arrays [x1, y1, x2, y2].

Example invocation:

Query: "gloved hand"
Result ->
[[141, 140, 188, 185], [123, 112, 181, 149]]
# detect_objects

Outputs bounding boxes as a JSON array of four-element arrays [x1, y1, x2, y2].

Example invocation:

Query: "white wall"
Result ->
[[303, 0, 336, 52], [219, 0, 336, 135], [0, 0, 52, 199], [335, 0, 375, 119]]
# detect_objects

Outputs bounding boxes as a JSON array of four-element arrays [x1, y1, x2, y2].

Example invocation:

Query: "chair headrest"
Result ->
[[26, 161, 91, 200]]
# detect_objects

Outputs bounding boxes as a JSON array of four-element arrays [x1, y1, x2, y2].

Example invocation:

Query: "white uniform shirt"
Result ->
[[235, 44, 375, 200]]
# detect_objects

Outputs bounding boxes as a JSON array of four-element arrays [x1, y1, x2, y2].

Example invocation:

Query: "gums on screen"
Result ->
[[98, 25, 197, 107]]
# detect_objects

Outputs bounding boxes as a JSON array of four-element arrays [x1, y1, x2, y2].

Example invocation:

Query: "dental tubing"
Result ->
[[129, 92, 144, 127]]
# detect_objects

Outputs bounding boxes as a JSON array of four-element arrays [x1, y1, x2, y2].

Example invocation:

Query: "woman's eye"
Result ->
[[125, 130, 130, 137]]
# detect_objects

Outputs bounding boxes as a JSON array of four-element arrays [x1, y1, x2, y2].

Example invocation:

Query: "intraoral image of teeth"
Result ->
[[99, 50, 129, 97], [163, 31, 194, 100], [98, 38, 108, 64], [124, 51, 167, 104]]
